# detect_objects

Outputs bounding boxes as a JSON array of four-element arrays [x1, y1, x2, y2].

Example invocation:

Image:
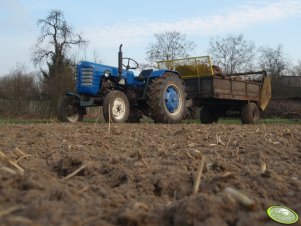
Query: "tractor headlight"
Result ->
[[104, 70, 111, 77]]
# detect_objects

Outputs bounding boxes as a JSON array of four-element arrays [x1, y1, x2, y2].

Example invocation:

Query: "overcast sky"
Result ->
[[1, 0, 301, 75]]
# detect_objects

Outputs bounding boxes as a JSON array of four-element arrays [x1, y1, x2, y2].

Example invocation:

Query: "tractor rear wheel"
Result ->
[[57, 96, 84, 122], [147, 73, 186, 123], [241, 102, 260, 124], [200, 106, 219, 124], [103, 90, 130, 123]]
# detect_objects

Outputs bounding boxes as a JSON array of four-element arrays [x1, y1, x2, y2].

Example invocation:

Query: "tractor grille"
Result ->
[[80, 67, 94, 86]]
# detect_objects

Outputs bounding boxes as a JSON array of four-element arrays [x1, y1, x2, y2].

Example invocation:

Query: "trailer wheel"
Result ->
[[200, 106, 219, 124], [147, 73, 186, 123], [241, 102, 260, 124], [57, 96, 84, 122], [103, 90, 130, 123]]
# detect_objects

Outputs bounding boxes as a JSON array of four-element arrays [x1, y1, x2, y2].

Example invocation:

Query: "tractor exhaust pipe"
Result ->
[[118, 44, 123, 80]]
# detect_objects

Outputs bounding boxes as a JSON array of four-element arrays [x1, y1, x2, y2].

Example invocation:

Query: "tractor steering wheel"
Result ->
[[122, 58, 139, 71]]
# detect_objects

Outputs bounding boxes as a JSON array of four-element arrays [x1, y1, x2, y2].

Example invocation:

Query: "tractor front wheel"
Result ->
[[147, 73, 186, 123], [57, 96, 84, 122], [103, 91, 130, 123]]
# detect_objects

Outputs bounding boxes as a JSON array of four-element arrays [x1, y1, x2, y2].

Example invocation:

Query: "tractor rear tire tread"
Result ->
[[241, 102, 260, 124], [147, 73, 186, 123]]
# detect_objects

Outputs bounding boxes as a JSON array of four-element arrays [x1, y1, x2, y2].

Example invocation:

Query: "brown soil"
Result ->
[[0, 123, 300, 226]]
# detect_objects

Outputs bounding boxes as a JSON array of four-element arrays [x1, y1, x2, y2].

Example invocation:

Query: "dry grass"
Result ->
[[0, 148, 30, 176]]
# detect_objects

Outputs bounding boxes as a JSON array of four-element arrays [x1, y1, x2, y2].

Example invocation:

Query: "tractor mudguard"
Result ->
[[149, 69, 180, 78], [66, 92, 81, 101], [65, 92, 87, 115], [141, 70, 181, 100]]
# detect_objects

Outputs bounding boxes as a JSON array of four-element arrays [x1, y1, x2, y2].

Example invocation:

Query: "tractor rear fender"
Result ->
[[141, 70, 181, 100], [66, 92, 81, 101], [149, 69, 180, 78], [65, 92, 87, 114]]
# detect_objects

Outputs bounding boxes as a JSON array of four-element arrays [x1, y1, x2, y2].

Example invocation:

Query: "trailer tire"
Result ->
[[57, 96, 84, 123], [103, 90, 130, 123], [200, 106, 219, 124], [241, 102, 260, 124], [147, 73, 186, 123]]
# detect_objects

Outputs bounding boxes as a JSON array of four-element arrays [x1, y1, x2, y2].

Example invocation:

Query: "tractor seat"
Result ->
[[136, 69, 153, 81]]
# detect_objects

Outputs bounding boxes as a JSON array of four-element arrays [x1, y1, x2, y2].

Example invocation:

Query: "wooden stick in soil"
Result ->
[[0, 166, 17, 175], [0, 205, 23, 218], [224, 187, 255, 209], [185, 151, 192, 159], [15, 148, 26, 157], [62, 164, 87, 180], [44, 137, 49, 148], [16, 154, 31, 163], [138, 150, 149, 168], [8, 216, 33, 224], [93, 117, 99, 131], [9, 160, 24, 175], [0, 151, 24, 175], [192, 156, 206, 195], [260, 162, 267, 174], [0, 150, 7, 158], [108, 104, 111, 134], [226, 133, 232, 151], [76, 186, 89, 195]]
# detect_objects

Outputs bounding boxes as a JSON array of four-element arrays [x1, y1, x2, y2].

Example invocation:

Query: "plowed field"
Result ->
[[0, 123, 300, 226]]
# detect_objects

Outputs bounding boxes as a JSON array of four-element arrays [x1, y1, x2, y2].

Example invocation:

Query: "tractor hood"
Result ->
[[77, 61, 129, 78], [76, 61, 132, 95]]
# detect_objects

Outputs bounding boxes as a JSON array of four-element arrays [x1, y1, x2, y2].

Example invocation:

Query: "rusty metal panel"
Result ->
[[231, 80, 247, 97], [184, 75, 263, 102], [199, 77, 213, 96], [213, 93, 257, 101], [213, 78, 231, 95], [247, 83, 260, 97], [184, 78, 199, 97], [184, 76, 214, 99], [212, 77, 261, 101]]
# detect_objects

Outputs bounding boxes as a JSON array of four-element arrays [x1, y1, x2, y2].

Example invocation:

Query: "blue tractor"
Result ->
[[57, 45, 187, 123]]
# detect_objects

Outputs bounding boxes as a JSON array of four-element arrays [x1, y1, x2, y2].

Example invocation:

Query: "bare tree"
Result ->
[[32, 10, 87, 114], [258, 45, 290, 77], [32, 9, 87, 76], [208, 34, 255, 74], [146, 31, 196, 63]]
